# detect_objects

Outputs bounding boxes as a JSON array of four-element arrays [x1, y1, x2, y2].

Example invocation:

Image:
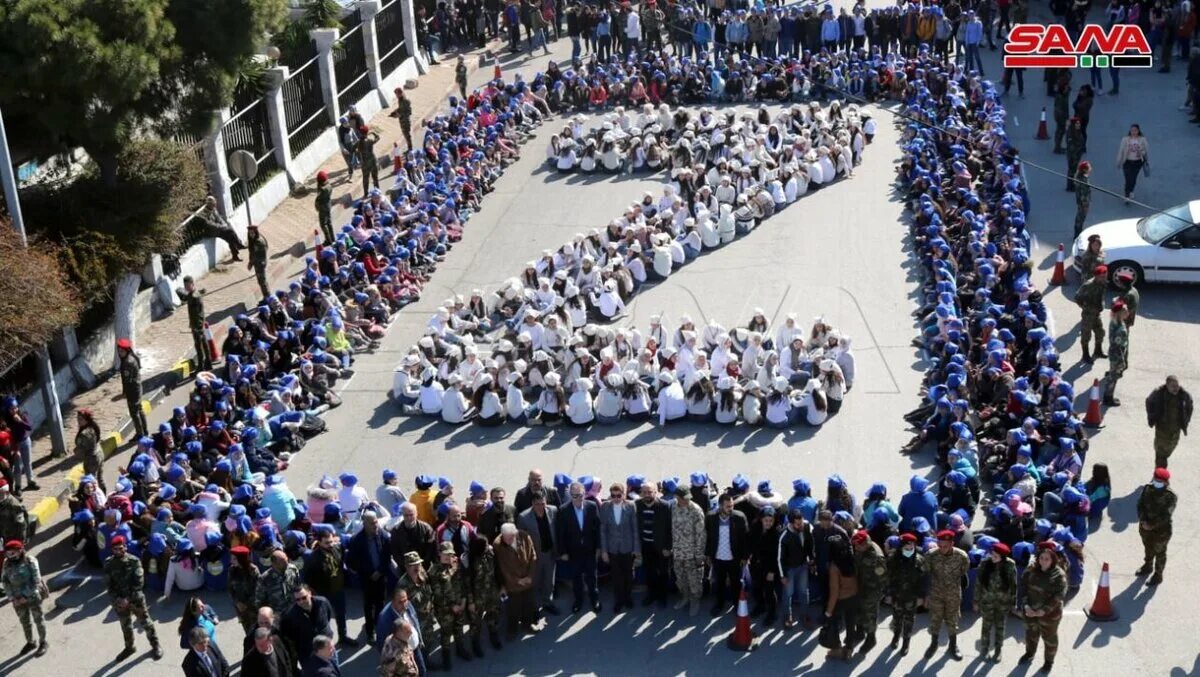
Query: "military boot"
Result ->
[[947, 634, 963, 660], [489, 625, 503, 650], [472, 633, 485, 658], [151, 642, 163, 661], [979, 639, 990, 658], [923, 635, 938, 659], [441, 648, 452, 672], [1148, 573, 1164, 585], [1135, 562, 1153, 576], [858, 632, 877, 656], [1093, 344, 1107, 359], [116, 645, 136, 662], [900, 634, 911, 656], [889, 630, 901, 650], [1080, 339, 1094, 363], [455, 633, 473, 661], [991, 643, 1002, 663]]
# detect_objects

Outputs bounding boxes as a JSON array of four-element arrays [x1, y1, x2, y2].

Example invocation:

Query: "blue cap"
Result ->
[[792, 478, 811, 494], [731, 474, 749, 491], [469, 481, 485, 494], [626, 474, 645, 490], [73, 509, 95, 523], [383, 469, 397, 482], [340, 473, 359, 486], [690, 472, 708, 487]]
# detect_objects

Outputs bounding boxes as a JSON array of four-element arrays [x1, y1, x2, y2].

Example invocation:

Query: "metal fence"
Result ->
[[282, 55, 329, 157], [377, 0, 410, 77], [222, 98, 279, 208], [280, 36, 318, 70], [334, 23, 372, 114]]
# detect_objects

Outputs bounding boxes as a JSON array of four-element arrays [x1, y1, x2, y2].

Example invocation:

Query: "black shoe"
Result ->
[[1019, 651, 1036, 664], [1040, 661, 1054, 673], [890, 632, 901, 650], [613, 603, 623, 614], [1094, 348, 1107, 359], [151, 644, 163, 661], [1148, 573, 1163, 585], [592, 600, 602, 613], [472, 636, 484, 658], [34, 641, 47, 657], [19, 642, 35, 655], [900, 636, 911, 656], [116, 646, 136, 662], [1136, 564, 1153, 576], [859, 634, 877, 656], [542, 604, 560, 616], [947, 637, 963, 661], [992, 645, 1002, 662], [1104, 397, 1121, 407], [924, 637, 938, 659], [25, 481, 39, 491]]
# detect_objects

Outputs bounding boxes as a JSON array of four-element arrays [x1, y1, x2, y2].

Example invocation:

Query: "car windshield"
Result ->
[[1137, 203, 1194, 243]]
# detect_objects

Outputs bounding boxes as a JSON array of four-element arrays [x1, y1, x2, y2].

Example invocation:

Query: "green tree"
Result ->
[[0, 226, 83, 373], [0, 0, 286, 187]]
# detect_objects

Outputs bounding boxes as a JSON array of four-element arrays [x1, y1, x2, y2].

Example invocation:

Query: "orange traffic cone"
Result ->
[[493, 63, 502, 81], [1036, 107, 1049, 140], [1050, 243, 1066, 285], [313, 228, 323, 254], [1085, 562, 1119, 621], [203, 321, 221, 362], [1084, 378, 1104, 427], [727, 589, 758, 651]]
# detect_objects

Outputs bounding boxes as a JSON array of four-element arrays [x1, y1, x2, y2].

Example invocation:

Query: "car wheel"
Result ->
[[1108, 260, 1143, 287]]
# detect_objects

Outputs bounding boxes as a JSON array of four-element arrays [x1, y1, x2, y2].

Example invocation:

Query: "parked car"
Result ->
[[1073, 200, 1200, 285]]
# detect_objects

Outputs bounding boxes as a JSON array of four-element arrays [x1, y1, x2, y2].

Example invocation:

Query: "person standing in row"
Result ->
[[393, 89, 413, 152], [314, 171, 335, 246], [116, 339, 149, 441], [2, 397, 37, 491], [1102, 301, 1130, 406], [1145, 376, 1193, 468], [706, 493, 749, 616], [636, 482, 672, 607], [1072, 160, 1092, 238], [429, 541, 471, 669], [357, 126, 381, 196], [516, 490, 559, 616], [1074, 264, 1108, 364], [974, 542, 1016, 662], [2, 540, 48, 657], [1018, 542, 1067, 672], [670, 486, 706, 616], [178, 276, 213, 372], [558, 482, 601, 614], [1136, 467, 1176, 585], [886, 533, 926, 656], [73, 409, 105, 493], [246, 225, 270, 300], [924, 530, 969, 660], [851, 530, 887, 656], [105, 535, 163, 661], [599, 482, 638, 613]]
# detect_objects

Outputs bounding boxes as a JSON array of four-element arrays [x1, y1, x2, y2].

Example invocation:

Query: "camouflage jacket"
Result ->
[[853, 542, 888, 601], [255, 562, 301, 612], [228, 568, 260, 607], [1136, 485, 1177, 528], [926, 547, 969, 599], [886, 551, 927, 599], [670, 500, 706, 559], [429, 561, 469, 617], [1, 555, 43, 601], [398, 572, 435, 629], [1022, 563, 1067, 617], [0, 495, 28, 542], [104, 552, 146, 600], [467, 547, 501, 609], [1074, 279, 1106, 314], [119, 352, 142, 396], [975, 559, 1017, 608], [1108, 319, 1129, 361]]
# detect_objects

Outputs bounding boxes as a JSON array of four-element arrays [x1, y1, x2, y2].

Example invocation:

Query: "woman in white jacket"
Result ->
[[685, 370, 715, 421], [566, 377, 596, 427], [621, 370, 653, 422], [764, 377, 794, 429], [818, 359, 846, 415], [505, 372, 534, 424], [795, 379, 829, 426], [532, 372, 566, 426], [418, 368, 445, 416], [714, 375, 742, 424], [391, 354, 421, 411], [473, 374, 504, 426], [595, 373, 624, 424], [440, 374, 474, 424], [755, 350, 780, 391]]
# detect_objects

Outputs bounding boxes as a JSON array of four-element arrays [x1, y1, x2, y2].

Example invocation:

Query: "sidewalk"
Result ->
[[21, 53, 477, 527]]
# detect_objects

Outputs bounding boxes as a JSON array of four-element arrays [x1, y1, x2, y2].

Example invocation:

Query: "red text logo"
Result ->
[[1003, 24, 1153, 69]]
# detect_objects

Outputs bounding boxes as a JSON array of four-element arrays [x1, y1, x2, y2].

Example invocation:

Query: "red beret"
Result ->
[[1153, 467, 1170, 481], [936, 529, 956, 541], [4, 539, 23, 550], [1037, 540, 1057, 551], [116, 338, 133, 350], [317, 170, 328, 183], [991, 543, 1011, 556], [111, 536, 127, 546], [230, 545, 251, 556], [0, 478, 7, 488], [851, 530, 869, 545], [900, 533, 918, 544], [1093, 265, 1108, 277], [1111, 300, 1126, 311]]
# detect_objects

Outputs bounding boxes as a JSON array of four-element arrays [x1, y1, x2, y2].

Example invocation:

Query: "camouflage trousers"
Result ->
[[857, 592, 882, 635], [978, 602, 1008, 647], [116, 595, 160, 648], [673, 556, 705, 601], [1140, 526, 1171, 575], [470, 598, 501, 637], [1023, 612, 1061, 663], [436, 611, 467, 648], [13, 599, 46, 642], [1079, 312, 1104, 350], [890, 596, 919, 637], [1154, 427, 1181, 468], [927, 593, 962, 637]]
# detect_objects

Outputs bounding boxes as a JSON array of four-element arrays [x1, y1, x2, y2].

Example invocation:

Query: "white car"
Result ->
[[1073, 200, 1200, 284]]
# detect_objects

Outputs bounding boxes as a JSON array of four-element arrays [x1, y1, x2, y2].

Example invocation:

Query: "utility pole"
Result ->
[[0, 106, 68, 456]]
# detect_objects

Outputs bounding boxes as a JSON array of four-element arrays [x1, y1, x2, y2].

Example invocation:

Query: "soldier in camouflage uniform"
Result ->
[[1052, 83, 1070, 153], [397, 551, 435, 639], [1135, 467, 1176, 585], [116, 338, 148, 438], [227, 545, 260, 631], [1073, 161, 1092, 238], [177, 276, 212, 371], [1146, 376, 1194, 469], [886, 533, 926, 655], [974, 542, 1017, 662], [2, 540, 48, 656], [255, 550, 301, 615], [851, 531, 887, 655], [429, 541, 471, 670], [1064, 117, 1085, 191], [0, 482, 29, 544], [670, 487, 706, 616], [246, 225, 270, 300], [1102, 301, 1130, 406], [104, 536, 163, 661], [924, 530, 969, 661], [466, 536, 503, 656], [1019, 542, 1068, 672], [314, 170, 335, 245], [1115, 271, 1140, 328], [1074, 263, 1108, 363]]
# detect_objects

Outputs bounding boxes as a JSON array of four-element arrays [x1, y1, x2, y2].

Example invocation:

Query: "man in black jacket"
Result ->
[[281, 585, 335, 666], [182, 627, 231, 677], [1146, 375, 1194, 468], [514, 468, 561, 514], [636, 483, 673, 607], [778, 509, 816, 628], [389, 503, 436, 570], [555, 481, 601, 613], [242, 626, 295, 677], [705, 494, 749, 616], [347, 511, 394, 641], [303, 526, 357, 647], [476, 487, 516, 542]]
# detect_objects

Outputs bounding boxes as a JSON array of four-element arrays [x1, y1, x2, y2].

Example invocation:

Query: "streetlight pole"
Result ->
[[0, 106, 68, 456]]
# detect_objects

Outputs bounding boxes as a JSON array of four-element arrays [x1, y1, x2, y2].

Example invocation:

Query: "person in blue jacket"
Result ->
[[898, 475, 937, 533]]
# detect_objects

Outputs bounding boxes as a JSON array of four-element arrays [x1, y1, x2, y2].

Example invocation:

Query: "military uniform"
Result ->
[[119, 350, 148, 438], [1073, 277, 1106, 361], [358, 131, 381, 195], [1020, 563, 1067, 667], [1073, 176, 1091, 238], [228, 568, 260, 630], [466, 546, 502, 651], [1118, 284, 1140, 327], [853, 540, 888, 649], [1102, 316, 1129, 404], [429, 544, 471, 666], [254, 561, 301, 614], [1147, 385, 1193, 468], [1, 552, 47, 649], [0, 493, 29, 543], [104, 550, 161, 653], [455, 61, 468, 100], [1136, 480, 1176, 580], [247, 230, 270, 300], [1064, 125, 1084, 191], [396, 96, 413, 150], [397, 568, 435, 635], [315, 182, 335, 245], [1052, 87, 1069, 152], [976, 558, 1017, 657], [178, 287, 212, 370], [886, 549, 926, 650], [925, 545, 969, 653], [670, 499, 706, 608]]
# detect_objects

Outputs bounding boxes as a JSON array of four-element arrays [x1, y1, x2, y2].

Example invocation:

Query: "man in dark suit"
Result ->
[[388, 502, 436, 570], [514, 468, 561, 514], [242, 626, 295, 677], [300, 635, 340, 677], [517, 490, 560, 616], [555, 481, 601, 614], [346, 511, 395, 641], [705, 493, 750, 617], [599, 482, 639, 612], [636, 482, 674, 607], [182, 627, 230, 677]]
